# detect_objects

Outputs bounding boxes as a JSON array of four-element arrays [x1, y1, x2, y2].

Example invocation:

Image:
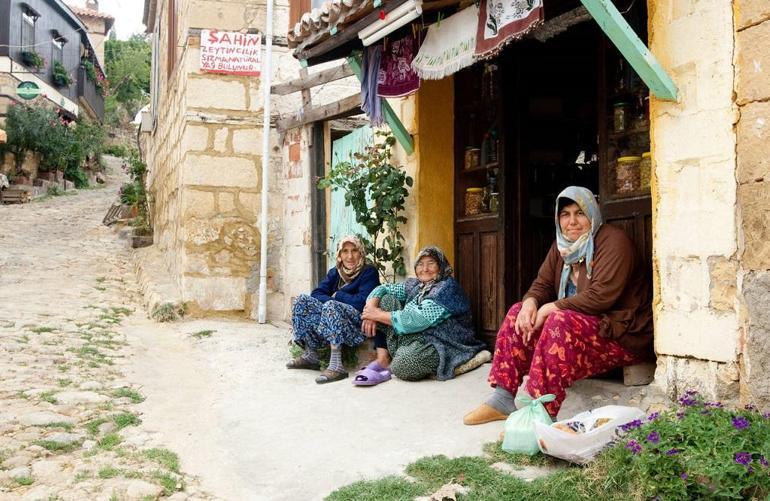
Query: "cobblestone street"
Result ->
[[0, 166, 209, 500]]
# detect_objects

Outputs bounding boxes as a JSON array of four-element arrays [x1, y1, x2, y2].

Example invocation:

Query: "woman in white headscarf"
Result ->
[[463, 186, 653, 424], [287, 236, 383, 384]]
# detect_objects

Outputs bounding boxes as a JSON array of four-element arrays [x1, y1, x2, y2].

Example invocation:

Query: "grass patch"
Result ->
[[190, 329, 216, 339], [142, 448, 180, 473], [152, 470, 181, 495], [39, 391, 58, 404], [327, 476, 426, 501], [95, 277, 106, 284], [98, 466, 121, 479], [113, 412, 141, 429], [98, 433, 122, 451], [39, 422, 74, 432], [29, 326, 56, 333], [57, 378, 72, 387], [94, 286, 107, 292], [74, 471, 92, 482], [13, 475, 34, 486], [34, 440, 79, 453], [112, 387, 145, 403], [150, 302, 186, 322], [85, 417, 109, 436]]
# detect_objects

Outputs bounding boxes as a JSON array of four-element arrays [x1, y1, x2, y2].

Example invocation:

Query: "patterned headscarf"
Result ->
[[554, 186, 603, 299], [414, 246, 453, 304], [335, 235, 365, 284]]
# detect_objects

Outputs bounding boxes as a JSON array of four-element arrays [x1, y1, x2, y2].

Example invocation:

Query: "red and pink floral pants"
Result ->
[[488, 302, 641, 417]]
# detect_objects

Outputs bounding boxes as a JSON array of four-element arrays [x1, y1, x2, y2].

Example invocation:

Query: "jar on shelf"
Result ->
[[464, 147, 480, 170], [464, 187, 484, 216], [640, 152, 652, 189], [615, 156, 642, 194], [488, 192, 500, 213], [613, 101, 631, 133]]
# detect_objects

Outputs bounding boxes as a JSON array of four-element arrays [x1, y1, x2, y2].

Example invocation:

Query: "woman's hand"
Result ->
[[533, 302, 560, 333], [361, 303, 392, 337], [361, 319, 378, 337], [516, 298, 538, 343]]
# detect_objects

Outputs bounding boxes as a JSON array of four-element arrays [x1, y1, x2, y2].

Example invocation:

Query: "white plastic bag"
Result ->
[[534, 405, 645, 464]]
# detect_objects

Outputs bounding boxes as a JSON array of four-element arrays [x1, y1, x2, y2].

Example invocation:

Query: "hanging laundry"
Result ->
[[361, 44, 384, 126], [412, 5, 479, 80], [377, 34, 421, 97], [475, 0, 543, 60]]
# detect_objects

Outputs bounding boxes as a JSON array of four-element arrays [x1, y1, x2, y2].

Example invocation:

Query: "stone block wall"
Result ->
[[648, 0, 741, 403], [735, 0, 770, 406], [144, 0, 301, 318]]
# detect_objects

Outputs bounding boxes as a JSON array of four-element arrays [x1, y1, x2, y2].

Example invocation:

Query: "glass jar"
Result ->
[[464, 148, 480, 170], [464, 187, 484, 216], [615, 156, 642, 194], [640, 152, 652, 189], [613, 101, 631, 133], [488, 192, 500, 213]]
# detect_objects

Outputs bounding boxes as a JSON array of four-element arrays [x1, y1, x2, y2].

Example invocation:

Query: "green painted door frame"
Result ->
[[347, 54, 415, 155], [580, 0, 678, 101]]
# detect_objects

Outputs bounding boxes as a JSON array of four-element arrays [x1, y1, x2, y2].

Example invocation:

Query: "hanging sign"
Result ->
[[200, 30, 261, 76], [17, 81, 41, 100]]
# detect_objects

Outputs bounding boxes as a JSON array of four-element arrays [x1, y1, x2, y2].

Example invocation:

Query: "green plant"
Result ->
[[52, 60, 73, 88], [34, 439, 80, 452], [47, 185, 64, 197], [150, 302, 185, 322], [13, 475, 34, 486], [80, 59, 106, 95], [21, 50, 44, 70], [97, 433, 122, 451], [190, 329, 215, 339], [318, 132, 413, 281], [103, 144, 131, 158], [606, 391, 770, 499], [142, 448, 180, 473], [98, 466, 121, 479], [112, 387, 145, 403], [113, 412, 141, 429]]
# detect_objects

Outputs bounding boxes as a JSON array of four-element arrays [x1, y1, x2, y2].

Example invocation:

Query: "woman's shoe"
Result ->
[[286, 357, 321, 370], [315, 369, 348, 384], [463, 403, 509, 425], [353, 362, 392, 386]]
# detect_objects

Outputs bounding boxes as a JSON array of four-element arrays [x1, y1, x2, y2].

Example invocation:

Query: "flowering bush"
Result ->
[[52, 61, 73, 88], [604, 390, 770, 499]]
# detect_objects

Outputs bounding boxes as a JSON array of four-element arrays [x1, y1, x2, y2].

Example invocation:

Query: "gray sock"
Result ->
[[328, 348, 343, 372], [486, 387, 516, 415], [302, 348, 319, 364]]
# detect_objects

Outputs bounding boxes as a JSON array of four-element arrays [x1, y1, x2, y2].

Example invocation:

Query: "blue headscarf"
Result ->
[[555, 186, 602, 299]]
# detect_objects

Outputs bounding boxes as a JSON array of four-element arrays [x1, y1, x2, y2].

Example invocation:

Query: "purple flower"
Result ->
[[678, 394, 697, 406], [735, 452, 752, 466], [760, 456, 768, 467], [704, 401, 724, 408], [625, 440, 642, 455], [621, 419, 643, 432], [666, 448, 681, 456], [647, 412, 660, 422], [646, 431, 660, 444], [676, 411, 686, 420], [748, 466, 754, 474], [700, 409, 712, 416], [680, 473, 688, 480], [763, 412, 770, 420], [732, 416, 750, 431], [745, 403, 757, 411]]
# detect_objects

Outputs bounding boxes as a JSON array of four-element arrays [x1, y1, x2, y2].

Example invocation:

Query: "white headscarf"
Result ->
[[555, 186, 603, 299]]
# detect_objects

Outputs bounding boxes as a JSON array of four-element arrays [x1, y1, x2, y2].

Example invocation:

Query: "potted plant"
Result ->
[[52, 61, 73, 88], [21, 50, 44, 70]]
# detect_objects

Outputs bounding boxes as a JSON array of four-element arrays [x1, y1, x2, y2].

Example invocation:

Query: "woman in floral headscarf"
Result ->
[[463, 186, 653, 424], [287, 236, 382, 384], [361, 246, 485, 382]]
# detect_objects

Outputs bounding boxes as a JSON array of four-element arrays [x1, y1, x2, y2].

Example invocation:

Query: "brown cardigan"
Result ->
[[522, 224, 653, 356]]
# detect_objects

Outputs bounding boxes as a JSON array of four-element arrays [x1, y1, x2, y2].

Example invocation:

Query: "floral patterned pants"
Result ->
[[488, 302, 641, 417], [291, 294, 365, 349]]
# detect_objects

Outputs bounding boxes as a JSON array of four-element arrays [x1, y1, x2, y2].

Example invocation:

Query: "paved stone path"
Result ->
[[0, 163, 209, 500]]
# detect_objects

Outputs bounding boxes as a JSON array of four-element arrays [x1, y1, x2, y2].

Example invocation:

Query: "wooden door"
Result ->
[[328, 126, 372, 268]]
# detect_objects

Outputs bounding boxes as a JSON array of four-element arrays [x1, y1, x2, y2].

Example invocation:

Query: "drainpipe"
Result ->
[[257, 0, 275, 324]]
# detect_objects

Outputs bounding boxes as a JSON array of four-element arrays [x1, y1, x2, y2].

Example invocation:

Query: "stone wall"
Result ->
[[648, 0, 741, 403], [144, 0, 300, 318], [735, 0, 770, 406]]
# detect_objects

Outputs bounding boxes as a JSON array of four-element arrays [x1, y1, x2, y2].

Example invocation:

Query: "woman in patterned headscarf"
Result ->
[[360, 246, 485, 383], [287, 235, 383, 384], [463, 186, 653, 425]]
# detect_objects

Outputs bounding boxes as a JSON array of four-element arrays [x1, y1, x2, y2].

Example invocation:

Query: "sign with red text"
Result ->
[[200, 30, 261, 76]]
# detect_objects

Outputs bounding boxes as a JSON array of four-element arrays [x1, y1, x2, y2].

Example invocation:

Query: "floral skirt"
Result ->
[[488, 302, 641, 416], [291, 294, 365, 349]]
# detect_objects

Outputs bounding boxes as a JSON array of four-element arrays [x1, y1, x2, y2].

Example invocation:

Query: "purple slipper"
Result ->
[[353, 361, 391, 386]]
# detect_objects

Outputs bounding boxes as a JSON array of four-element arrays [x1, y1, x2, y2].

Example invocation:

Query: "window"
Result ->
[[51, 33, 66, 66], [21, 10, 36, 50], [166, 0, 177, 76]]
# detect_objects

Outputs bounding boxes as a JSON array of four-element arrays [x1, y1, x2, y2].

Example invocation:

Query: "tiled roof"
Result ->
[[287, 0, 372, 50], [65, 3, 116, 33]]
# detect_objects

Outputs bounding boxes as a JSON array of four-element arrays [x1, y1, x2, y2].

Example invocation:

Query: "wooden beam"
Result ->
[[276, 94, 362, 132], [347, 55, 414, 155], [271, 63, 354, 95], [295, 0, 410, 63], [580, 0, 678, 101]]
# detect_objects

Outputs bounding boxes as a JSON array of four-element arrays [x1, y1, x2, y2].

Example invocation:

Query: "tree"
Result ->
[[104, 34, 151, 123]]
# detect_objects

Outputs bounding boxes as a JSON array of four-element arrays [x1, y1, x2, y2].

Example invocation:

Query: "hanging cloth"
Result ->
[[377, 34, 421, 98], [412, 5, 479, 80], [475, 0, 543, 60], [361, 44, 384, 126]]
